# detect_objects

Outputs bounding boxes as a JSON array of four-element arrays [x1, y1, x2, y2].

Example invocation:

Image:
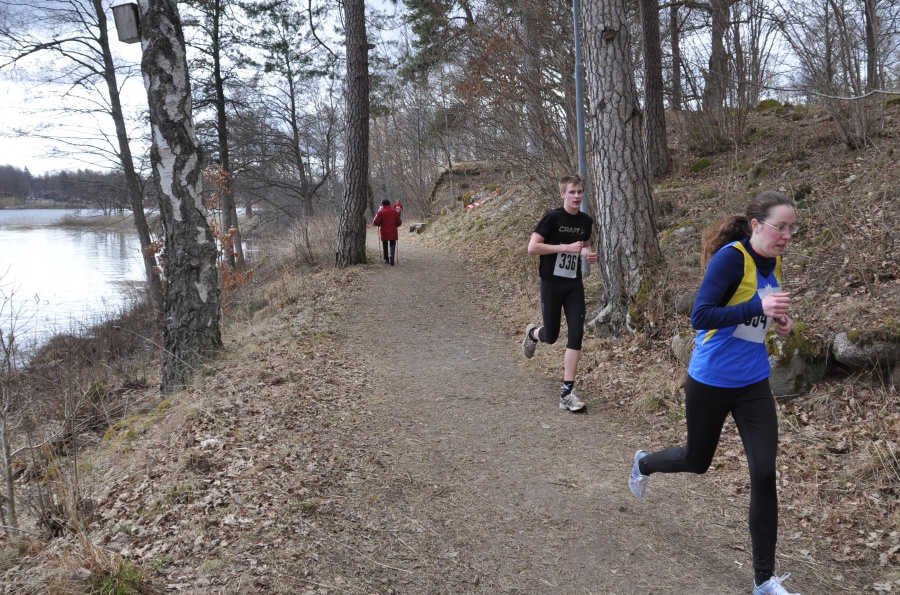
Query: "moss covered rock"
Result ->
[[832, 325, 900, 368], [767, 323, 823, 396]]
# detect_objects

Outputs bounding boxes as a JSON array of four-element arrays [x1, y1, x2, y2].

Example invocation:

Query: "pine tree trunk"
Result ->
[[669, 4, 683, 111], [703, 0, 729, 114], [210, 0, 243, 268], [639, 0, 669, 177], [580, 0, 662, 336], [336, 0, 370, 267], [140, 0, 222, 393]]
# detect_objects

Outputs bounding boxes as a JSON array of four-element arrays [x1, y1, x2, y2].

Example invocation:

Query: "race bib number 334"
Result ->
[[554, 252, 578, 278]]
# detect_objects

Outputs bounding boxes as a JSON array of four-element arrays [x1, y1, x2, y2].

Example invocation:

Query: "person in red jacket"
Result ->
[[373, 199, 402, 265], [393, 200, 403, 217]]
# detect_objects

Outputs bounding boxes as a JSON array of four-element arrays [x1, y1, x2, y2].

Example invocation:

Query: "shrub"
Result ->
[[755, 99, 783, 112], [95, 557, 144, 595], [690, 158, 712, 173]]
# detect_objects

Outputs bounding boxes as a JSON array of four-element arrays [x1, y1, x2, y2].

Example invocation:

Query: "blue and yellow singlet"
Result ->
[[688, 241, 782, 388]]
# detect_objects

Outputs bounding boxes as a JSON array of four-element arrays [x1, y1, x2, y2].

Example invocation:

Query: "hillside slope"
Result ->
[[414, 104, 899, 589]]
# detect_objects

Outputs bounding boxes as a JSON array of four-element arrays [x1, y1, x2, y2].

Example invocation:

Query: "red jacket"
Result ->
[[374, 206, 402, 241]]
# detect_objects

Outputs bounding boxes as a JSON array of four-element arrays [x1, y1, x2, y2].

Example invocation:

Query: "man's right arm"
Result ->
[[529, 232, 582, 256]]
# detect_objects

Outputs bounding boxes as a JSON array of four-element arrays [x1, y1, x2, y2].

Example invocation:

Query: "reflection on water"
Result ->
[[0, 209, 145, 351]]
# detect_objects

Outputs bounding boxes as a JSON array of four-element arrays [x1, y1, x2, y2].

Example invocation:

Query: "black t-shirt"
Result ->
[[533, 207, 594, 280]]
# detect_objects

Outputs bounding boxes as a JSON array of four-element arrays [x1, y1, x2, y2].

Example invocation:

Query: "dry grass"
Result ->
[[55, 212, 140, 232]]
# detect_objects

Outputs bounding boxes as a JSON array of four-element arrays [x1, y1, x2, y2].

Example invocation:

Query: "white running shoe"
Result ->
[[559, 391, 585, 412], [522, 324, 537, 358], [753, 573, 802, 595], [628, 450, 649, 498]]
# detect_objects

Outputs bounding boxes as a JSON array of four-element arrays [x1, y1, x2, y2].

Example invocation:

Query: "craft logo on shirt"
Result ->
[[558, 226, 583, 234]]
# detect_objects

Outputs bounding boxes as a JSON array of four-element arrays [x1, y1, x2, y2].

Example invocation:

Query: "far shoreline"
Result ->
[[0, 197, 90, 210], [0, 201, 153, 231]]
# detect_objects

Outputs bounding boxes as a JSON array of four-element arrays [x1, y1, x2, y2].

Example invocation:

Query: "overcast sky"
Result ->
[[1, 13, 146, 177], [0, 0, 395, 177], [0, 80, 106, 175]]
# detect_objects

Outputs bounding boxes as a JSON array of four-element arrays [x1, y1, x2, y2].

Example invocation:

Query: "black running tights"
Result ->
[[537, 278, 585, 350], [640, 376, 779, 574]]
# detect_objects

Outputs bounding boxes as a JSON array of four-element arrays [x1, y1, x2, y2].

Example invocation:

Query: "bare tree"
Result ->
[[668, 3, 684, 110], [139, 0, 222, 392], [241, 0, 340, 220], [392, 0, 584, 189], [725, 0, 783, 138], [864, 0, 880, 90], [771, 0, 900, 147], [580, 0, 662, 336], [0, 283, 26, 530], [184, 0, 245, 268], [0, 0, 164, 320], [373, 78, 439, 216], [519, 0, 547, 160], [704, 0, 735, 115]]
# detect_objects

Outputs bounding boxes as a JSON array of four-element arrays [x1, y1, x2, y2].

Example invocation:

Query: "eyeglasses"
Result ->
[[759, 220, 800, 235]]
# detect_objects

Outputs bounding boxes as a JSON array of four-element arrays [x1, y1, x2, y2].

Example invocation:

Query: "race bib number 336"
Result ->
[[554, 252, 578, 278]]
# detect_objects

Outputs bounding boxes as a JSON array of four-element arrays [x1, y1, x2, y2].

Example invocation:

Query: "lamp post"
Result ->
[[573, 0, 591, 275]]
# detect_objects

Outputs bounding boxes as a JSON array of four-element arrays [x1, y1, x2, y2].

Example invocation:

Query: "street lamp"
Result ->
[[573, 0, 592, 275]]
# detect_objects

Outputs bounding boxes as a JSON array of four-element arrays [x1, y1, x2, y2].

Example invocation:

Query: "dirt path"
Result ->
[[342, 232, 796, 594], [6, 229, 867, 594]]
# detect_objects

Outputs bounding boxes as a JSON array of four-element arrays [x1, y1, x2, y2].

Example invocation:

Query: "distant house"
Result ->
[[33, 190, 73, 202]]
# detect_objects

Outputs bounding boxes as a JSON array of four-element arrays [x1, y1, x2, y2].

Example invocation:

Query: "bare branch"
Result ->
[[309, 0, 339, 60]]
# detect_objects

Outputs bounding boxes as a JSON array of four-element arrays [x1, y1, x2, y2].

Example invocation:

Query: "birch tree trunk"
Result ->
[[139, 0, 222, 393], [580, 0, 662, 336], [0, 408, 16, 528], [335, 0, 370, 267]]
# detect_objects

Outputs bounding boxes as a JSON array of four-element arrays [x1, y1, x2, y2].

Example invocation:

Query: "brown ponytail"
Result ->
[[701, 216, 751, 270]]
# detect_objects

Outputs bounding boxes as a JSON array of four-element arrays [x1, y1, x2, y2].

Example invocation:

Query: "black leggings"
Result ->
[[641, 377, 779, 574], [381, 240, 396, 261], [538, 278, 585, 350]]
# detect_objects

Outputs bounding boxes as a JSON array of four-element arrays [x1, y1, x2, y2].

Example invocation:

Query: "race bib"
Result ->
[[732, 285, 777, 343], [554, 252, 579, 278]]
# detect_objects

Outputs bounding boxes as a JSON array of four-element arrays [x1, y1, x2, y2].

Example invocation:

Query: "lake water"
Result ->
[[0, 209, 145, 352]]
